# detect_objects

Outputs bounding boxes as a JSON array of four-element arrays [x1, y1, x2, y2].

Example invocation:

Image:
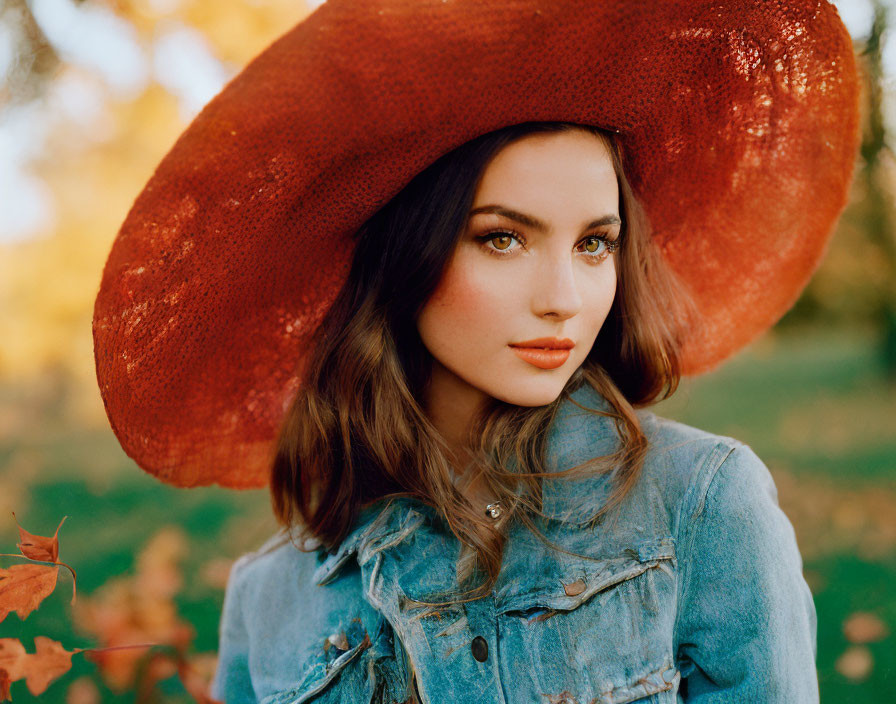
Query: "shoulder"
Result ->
[[636, 411, 795, 586], [226, 530, 311, 599], [634, 413, 806, 619], [559, 384, 746, 480], [224, 529, 342, 644], [636, 409, 773, 528], [225, 517, 330, 594], [226, 528, 367, 618], [661, 421, 817, 696], [637, 409, 776, 506], [637, 408, 751, 482], [637, 407, 743, 458], [550, 387, 761, 533]]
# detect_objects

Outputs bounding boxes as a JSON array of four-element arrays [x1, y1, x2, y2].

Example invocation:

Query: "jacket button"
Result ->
[[471, 636, 488, 662]]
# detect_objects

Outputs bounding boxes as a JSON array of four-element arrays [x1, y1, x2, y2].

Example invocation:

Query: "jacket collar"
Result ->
[[312, 383, 620, 587], [311, 497, 404, 586]]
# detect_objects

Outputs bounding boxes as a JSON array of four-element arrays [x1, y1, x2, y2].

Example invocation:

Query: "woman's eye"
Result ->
[[581, 237, 603, 254], [477, 230, 524, 255], [490, 233, 518, 251], [578, 235, 620, 261]]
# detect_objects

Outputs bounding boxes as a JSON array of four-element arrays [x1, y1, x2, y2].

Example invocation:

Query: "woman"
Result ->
[[214, 119, 815, 704], [92, 1, 861, 702]]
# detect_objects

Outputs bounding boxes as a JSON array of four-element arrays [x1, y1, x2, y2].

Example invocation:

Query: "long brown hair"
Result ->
[[271, 121, 699, 601]]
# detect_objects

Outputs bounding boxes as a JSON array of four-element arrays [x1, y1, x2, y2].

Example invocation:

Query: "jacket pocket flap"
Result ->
[[496, 535, 675, 615], [261, 622, 372, 704]]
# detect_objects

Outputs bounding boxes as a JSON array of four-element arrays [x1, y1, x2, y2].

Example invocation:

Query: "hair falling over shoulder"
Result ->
[[270, 121, 700, 605]]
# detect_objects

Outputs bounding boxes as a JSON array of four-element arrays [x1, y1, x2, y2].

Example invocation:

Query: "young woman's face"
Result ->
[[416, 129, 620, 409]]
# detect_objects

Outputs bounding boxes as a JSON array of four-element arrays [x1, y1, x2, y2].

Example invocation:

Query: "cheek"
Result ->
[[580, 262, 617, 334], [597, 262, 617, 311], [426, 264, 476, 314], [417, 256, 512, 359], [422, 257, 498, 327]]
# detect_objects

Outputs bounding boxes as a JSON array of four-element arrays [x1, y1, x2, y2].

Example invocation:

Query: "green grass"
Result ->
[[811, 552, 896, 700], [655, 325, 896, 486]]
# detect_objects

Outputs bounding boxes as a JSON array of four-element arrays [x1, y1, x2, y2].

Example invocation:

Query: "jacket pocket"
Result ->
[[495, 534, 676, 617], [495, 536, 680, 704], [260, 614, 414, 704], [260, 621, 373, 704]]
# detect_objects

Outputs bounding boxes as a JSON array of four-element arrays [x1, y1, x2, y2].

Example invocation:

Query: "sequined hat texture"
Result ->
[[93, 0, 861, 489]]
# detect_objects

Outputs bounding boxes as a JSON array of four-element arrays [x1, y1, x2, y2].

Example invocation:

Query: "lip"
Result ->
[[508, 337, 575, 350], [509, 346, 573, 370]]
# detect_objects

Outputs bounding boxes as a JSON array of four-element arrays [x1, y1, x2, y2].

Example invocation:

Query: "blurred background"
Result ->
[[0, 0, 894, 701]]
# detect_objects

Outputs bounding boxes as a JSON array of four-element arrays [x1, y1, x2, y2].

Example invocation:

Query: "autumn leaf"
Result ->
[[0, 564, 58, 622], [0, 637, 78, 697], [12, 513, 66, 563], [1, 514, 78, 603], [21, 637, 76, 696], [1, 520, 219, 700], [126, 650, 222, 704], [0, 642, 22, 686], [134, 653, 178, 704], [1, 638, 165, 700]]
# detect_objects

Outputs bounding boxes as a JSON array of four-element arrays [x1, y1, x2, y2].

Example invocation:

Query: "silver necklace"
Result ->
[[485, 501, 504, 520], [452, 467, 503, 520]]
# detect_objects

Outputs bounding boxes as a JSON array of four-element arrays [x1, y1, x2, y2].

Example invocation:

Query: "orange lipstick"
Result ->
[[508, 337, 575, 370]]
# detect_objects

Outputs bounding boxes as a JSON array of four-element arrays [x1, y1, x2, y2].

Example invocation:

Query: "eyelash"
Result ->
[[474, 229, 620, 263]]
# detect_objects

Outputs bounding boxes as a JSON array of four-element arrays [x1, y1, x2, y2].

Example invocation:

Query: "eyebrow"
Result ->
[[467, 205, 622, 233]]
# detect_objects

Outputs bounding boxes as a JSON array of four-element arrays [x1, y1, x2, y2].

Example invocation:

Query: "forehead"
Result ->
[[472, 131, 619, 214]]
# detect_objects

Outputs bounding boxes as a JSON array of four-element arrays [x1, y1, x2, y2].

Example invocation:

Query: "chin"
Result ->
[[487, 380, 568, 408]]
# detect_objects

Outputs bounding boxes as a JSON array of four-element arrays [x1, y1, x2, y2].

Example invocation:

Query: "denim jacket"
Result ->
[[211, 384, 818, 703]]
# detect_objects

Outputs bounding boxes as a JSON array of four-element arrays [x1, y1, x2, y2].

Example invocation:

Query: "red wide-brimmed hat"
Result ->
[[93, 0, 861, 489]]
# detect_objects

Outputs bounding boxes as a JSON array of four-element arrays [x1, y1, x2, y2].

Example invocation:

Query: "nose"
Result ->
[[531, 251, 583, 320]]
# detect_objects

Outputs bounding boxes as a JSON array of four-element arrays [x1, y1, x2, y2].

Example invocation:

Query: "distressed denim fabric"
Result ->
[[211, 384, 819, 703]]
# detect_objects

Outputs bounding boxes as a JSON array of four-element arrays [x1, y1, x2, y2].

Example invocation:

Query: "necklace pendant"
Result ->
[[485, 501, 503, 519]]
